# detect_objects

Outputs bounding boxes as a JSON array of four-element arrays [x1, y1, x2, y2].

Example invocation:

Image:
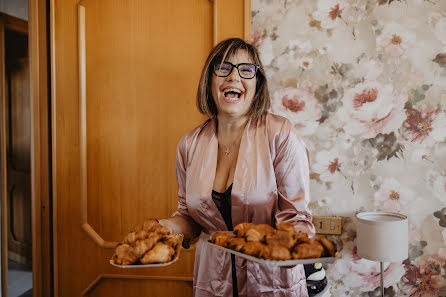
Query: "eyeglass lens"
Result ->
[[214, 62, 257, 79]]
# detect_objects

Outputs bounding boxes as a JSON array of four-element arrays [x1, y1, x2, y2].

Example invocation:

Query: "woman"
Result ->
[[159, 38, 315, 297]]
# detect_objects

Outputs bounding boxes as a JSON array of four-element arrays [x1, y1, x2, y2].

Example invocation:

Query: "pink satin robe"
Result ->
[[172, 112, 315, 297]]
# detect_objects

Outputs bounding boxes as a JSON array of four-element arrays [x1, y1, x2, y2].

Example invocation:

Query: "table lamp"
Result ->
[[356, 212, 408, 297]]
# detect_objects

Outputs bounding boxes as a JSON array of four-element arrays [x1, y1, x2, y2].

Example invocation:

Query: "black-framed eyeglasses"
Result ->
[[213, 62, 259, 79]]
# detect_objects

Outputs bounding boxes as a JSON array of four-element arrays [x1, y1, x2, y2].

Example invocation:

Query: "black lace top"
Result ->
[[211, 183, 238, 297]]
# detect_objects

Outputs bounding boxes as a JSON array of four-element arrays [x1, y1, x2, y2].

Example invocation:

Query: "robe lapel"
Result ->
[[231, 117, 253, 228], [196, 119, 227, 232]]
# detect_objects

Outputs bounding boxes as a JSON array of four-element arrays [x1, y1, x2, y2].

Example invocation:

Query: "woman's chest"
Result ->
[[213, 147, 238, 193]]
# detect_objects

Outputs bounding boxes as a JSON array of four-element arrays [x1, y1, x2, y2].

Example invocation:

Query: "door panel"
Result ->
[[51, 0, 250, 296], [5, 30, 31, 265], [80, 0, 214, 243]]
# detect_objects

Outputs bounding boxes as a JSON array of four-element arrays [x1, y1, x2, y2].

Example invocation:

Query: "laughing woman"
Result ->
[[159, 38, 315, 297]]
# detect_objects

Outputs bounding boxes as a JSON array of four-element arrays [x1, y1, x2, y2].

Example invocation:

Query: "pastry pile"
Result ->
[[210, 222, 336, 261], [111, 219, 180, 265]]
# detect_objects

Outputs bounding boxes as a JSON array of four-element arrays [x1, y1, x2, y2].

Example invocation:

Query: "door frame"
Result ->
[[29, 0, 52, 297], [0, 3, 52, 297]]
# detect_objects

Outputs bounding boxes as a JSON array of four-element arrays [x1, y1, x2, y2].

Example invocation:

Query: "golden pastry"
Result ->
[[291, 241, 324, 259], [315, 237, 336, 257], [131, 233, 163, 258], [211, 232, 235, 247], [241, 241, 266, 257], [162, 234, 180, 249], [262, 244, 292, 260], [265, 230, 296, 249], [245, 224, 275, 242], [140, 242, 175, 264], [226, 237, 246, 252], [233, 222, 254, 237], [276, 222, 295, 233], [112, 244, 139, 265]]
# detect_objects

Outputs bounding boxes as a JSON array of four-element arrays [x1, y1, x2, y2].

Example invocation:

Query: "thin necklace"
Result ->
[[220, 130, 244, 156]]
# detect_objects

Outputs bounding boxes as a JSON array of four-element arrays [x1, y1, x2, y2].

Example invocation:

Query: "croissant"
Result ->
[[241, 242, 267, 257], [245, 224, 275, 242], [265, 230, 296, 249], [140, 219, 171, 235], [112, 244, 139, 265], [140, 242, 175, 264], [142, 219, 159, 231], [211, 232, 235, 247], [262, 244, 292, 260], [233, 222, 254, 237], [162, 234, 180, 249], [291, 241, 324, 259], [226, 237, 246, 252], [276, 222, 295, 233], [294, 232, 309, 243], [315, 237, 336, 257], [131, 233, 163, 258], [123, 229, 149, 245]]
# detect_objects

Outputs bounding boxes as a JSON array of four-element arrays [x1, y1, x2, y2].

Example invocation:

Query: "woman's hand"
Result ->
[[158, 218, 175, 234], [159, 217, 199, 249]]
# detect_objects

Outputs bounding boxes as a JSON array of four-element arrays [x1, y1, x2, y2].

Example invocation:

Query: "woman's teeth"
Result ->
[[223, 88, 242, 100]]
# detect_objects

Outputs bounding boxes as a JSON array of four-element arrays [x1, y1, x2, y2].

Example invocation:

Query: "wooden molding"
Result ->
[[81, 223, 118, 249], [49, 0, 59, 295], [82, 274, 193, 296], [29, 0, 52, 296], [78, 1, 119, 250], [1, 19, 8, 297], [212, 0, 217, 46], [244, 0, 251, 42]]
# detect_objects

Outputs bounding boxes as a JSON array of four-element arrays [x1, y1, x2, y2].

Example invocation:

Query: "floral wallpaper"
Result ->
[[252, 0, 446, 295]]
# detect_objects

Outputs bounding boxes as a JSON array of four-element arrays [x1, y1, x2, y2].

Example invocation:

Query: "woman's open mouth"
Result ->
[[223, 88, 244, 103]]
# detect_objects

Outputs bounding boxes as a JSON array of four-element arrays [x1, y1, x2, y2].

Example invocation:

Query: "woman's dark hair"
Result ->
[[196, 38, 270, 121]]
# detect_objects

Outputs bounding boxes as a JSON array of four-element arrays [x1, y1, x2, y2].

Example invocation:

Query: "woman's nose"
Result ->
[[226, 66, 241, 81]]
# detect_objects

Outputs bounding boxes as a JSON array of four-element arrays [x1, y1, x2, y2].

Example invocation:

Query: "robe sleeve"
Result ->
[[171, 135, 202, 248], [273, 120, 315, 237]]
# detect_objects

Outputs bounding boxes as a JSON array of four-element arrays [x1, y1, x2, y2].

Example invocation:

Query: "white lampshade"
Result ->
[[356, 212, 408, 262]]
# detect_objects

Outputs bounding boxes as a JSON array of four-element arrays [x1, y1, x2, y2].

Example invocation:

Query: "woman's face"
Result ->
[[211, 49, 257, 119]]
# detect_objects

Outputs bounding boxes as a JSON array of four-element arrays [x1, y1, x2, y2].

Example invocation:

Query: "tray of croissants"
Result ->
[[208, 222, 339, 266], [110, 219, 183, 268]]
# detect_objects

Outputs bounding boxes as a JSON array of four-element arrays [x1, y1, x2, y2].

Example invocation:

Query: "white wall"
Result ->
[[0, 0, 27, 20]]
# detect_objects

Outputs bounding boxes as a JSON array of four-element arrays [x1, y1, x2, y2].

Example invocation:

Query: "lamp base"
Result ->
[[380, 262, 384, 297]]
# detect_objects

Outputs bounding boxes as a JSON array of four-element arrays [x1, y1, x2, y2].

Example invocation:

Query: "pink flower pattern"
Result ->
[[399, 259, 446, 297], [402, 106, 439, 143], [251, 31, 266, 50], [253, 0, 446, 295]]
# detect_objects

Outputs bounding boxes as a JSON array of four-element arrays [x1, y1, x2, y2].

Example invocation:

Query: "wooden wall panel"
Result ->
[[80, 0, 211, 244], [86, 278, 193, 297]]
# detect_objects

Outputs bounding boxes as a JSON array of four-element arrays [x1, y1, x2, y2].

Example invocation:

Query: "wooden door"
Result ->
[[50, 0, 250, 296], [0, 13, 30, 297], [5, 29, 31, 266]]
